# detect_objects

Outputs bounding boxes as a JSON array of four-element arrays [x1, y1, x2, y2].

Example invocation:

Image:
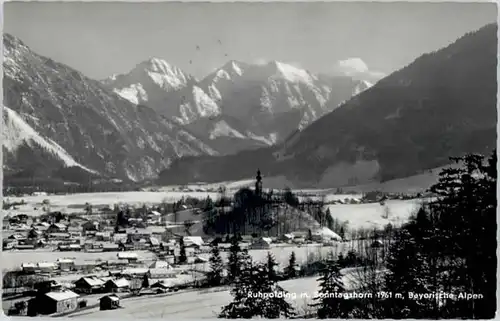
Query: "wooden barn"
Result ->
[[35, 290, 79, 315], [99, 294, 120, 310]]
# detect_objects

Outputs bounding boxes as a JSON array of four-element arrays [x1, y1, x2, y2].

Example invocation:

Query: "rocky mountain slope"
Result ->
[[158, 23, 497, 187], [3, 33, 218, 183], [103, 59, 369, 155]]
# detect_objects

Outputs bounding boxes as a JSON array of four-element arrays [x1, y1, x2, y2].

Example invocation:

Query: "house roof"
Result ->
[[77, 277, 105, 287], [102, 243, 119, 249], [57, 258, 75, 264], [51, 223, 67, 229], [183, 236, 204, 246], [149, 211, 161, 216], [149, 237, 160, 246], [151, 281, 170, 289], [257, 237, 272, 244], [149, 268, 177, 276], [45, 290, 79, 301], [122, 268, 149, 275], [127, 228, 151, 234], [100, 294, 120, 301], [106, 259, 128, 265], [108, 278, 130, 288], [38, 262, 56, 268], [149, 261, 172, 269], [21, 263, 36, 268], [117, 252, 138, 259]]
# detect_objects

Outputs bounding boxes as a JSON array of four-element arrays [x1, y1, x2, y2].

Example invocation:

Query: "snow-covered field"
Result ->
[[3, 190, 361, 218], [327, 199, 425, 230], [68, 268, 371, 319]]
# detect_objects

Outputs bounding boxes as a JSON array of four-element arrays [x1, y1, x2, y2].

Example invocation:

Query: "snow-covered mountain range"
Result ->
[[3, 33, 217, 182], [159, 23, 497, 187], [3, 32, 372, 184], [103, 58, 371, 155]]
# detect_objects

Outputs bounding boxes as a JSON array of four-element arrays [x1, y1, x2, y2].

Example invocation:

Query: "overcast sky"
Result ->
[[4, 2, 497, 80]]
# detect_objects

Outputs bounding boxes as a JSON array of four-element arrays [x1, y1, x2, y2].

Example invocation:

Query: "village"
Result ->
[[2, 194, 352, 316], [2, 171, 427, 318]]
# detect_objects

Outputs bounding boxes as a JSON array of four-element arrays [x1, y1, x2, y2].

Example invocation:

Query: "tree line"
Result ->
[[203, 151, 496, 319]]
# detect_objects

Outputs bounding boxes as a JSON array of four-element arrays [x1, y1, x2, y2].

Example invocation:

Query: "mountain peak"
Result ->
[[266, 61, 315, 85]]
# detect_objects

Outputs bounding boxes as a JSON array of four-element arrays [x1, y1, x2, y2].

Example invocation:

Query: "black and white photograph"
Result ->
[[1, 1, 497, 319]]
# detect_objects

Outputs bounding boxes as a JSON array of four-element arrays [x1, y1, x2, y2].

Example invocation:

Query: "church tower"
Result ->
[[255, 169, 263, 196]]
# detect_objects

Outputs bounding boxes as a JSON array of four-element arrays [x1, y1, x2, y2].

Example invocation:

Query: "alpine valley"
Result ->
[[3, 33, 369, 187], [158, 23, 497, 188]]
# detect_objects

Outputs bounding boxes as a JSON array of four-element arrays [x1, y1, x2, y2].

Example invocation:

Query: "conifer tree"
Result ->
[[219, 262, 295, 319], [227, 235, 242, 282], [207, 243, 224, 286], [178, 236, 187, 264], [310, 261, 351, 318], [284, 251, 297, 279], [141, 273, 149, 289], [266, 252, 279, 282]]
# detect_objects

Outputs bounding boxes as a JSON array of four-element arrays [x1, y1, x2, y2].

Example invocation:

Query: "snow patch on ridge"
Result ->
[[209, 120, 246, 140], [2, 106, 97, 173], [192, 86, 220, 118], [113, 83, 149, 105]]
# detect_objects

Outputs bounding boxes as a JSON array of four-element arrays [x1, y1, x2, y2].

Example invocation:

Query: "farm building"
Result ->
[[49, 233, 71, 240], [73, 277, 105, 294], [74, 261, 98, 273], [46, 223, 67, 234], [279, 234, 294, 243], [183, 236, 204, 247], [106, 259, 129, 267], [127, 228, 152, 242], [28, 229, 44, 239], [312, 227, 342, 242], [149, 260, 172, 269], [151, 281, 170, 291], [38, 262, 57, 273], [122, 268, 149, 277], [58, 244, 82, 251], [34, 280, 63, 294], [250, 237, 272, 249], [56, 258, 75, 271], [104, 278, 130, 293], [99, 294, 120, 311], [82, 221, 99, 232], [147, 211, 162, 224], [33, 222, 50, 231], [95, 232, 112, 241], [35, 290, 80, 315], [117, 252, 138, 261], [148, 268, 177, 279], [102, 243, 120, 251], [149, 237, 161, 248]]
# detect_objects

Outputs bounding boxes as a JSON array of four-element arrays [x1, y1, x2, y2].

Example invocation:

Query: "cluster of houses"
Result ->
[[21, 279, 127, 316], [16, 257, 187, 316]]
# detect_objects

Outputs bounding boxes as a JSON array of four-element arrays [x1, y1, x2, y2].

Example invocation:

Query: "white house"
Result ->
[[56, 258, 75, 271], [183, 236, 204, 247], [122, 268, 149, 277], [117, 252, 138, 261], [148, 268, 177, 279], [37, 262, 57, 273]]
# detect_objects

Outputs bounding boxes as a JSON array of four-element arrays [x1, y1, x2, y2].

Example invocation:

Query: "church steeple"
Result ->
[[255, 169, 262, 196]]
